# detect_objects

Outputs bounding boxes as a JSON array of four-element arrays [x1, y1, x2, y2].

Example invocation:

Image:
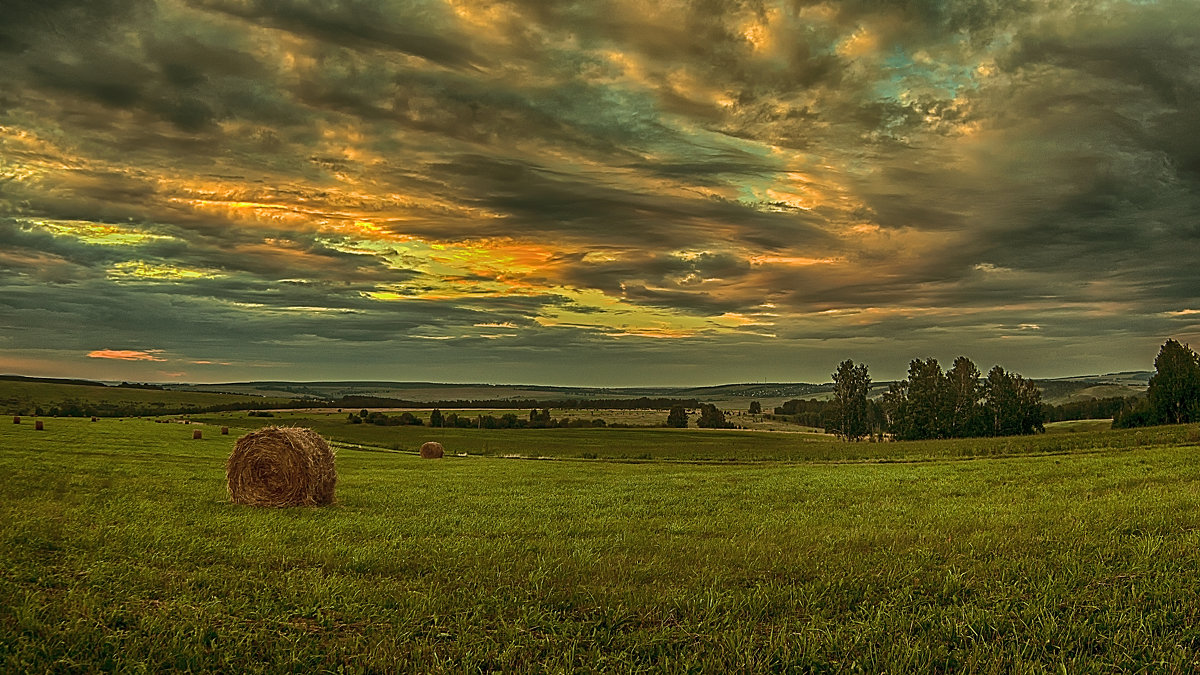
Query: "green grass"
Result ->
[[2, 418, 1200, 671], [0, 380, 292, 417]]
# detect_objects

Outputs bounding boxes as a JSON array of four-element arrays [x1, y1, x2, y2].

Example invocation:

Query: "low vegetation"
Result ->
[[2, 418, 1199, 671]]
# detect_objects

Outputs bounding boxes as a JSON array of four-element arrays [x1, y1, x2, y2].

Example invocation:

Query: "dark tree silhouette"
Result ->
[[666, 405, 688, 428], [1148, 339, 1200, 425], [696, 403, 733, 429]]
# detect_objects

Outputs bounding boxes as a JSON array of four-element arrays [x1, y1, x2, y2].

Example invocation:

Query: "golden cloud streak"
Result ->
[[87, 349, 167, 362]]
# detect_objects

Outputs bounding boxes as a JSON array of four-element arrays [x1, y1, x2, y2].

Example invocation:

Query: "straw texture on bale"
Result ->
[[226, 426, 336, 507], [419, 441, 445, 459], [35, 420, 44, 430], [193, 429, 202, 439]]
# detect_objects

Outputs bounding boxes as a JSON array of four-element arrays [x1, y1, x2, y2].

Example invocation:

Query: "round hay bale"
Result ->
[[419, 441, 445, 459], [35, 420, 44, 431], [193, 429, 203, 440], [13, 416, 19, 424], [226, 426, 336, 507], [221, 426, 229, 435], [90, 416, 98, 422]]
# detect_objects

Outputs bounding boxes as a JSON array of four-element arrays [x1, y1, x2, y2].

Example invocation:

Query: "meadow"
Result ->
[[2, 418, 1199, 672], [0, 379, 293, 417]]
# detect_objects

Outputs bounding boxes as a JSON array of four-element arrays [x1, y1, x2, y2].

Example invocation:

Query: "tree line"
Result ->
[[828, 356, 1045, 441], [351, 408, 610, 429], [772, 394, 1126, 431], [330, 395, 700, 411]]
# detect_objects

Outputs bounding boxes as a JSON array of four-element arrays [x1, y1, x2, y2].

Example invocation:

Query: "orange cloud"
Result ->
[[87, 349, 167, 362]]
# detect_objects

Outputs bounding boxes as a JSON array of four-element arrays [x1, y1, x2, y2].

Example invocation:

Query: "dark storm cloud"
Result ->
[[420, 153, 829, 250], [189, 0, 480, 69]]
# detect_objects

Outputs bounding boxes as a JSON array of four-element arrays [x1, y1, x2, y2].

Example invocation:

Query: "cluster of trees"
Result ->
[[331, 395, 699, 411], [116, 382, 165, 390], [773, 393, 1144, 429], [696, 403, 736, 428], [351, 408, 608, 429], [830, 356, 1045, 441], [665, 404, 739, 428], [1114, 340, 1200, 428], [349, 409, 423, 426], [451, 410, 607, 429], [772, 399, 838, 429], [1043, 396, 1136, 423]]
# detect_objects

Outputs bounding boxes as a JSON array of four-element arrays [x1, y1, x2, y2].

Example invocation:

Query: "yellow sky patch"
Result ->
[[26, 219, 173, 246], [108, 261, 224, 281]]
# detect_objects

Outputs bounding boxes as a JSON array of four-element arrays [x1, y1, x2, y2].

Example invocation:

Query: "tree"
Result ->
[[905, 358, 946, 439], [984, 366, 1045, 436], [881, 380, 910, 439], [429, 408, 443, 428], [1015, 376, 1045, 434], [944, 356, 985, 437], [666, 405, 688, 428], [831, 359, 871, 441], [748, 401, 762, 416], [1147, 339, 1200, 425], [696, 403, 731, 429]]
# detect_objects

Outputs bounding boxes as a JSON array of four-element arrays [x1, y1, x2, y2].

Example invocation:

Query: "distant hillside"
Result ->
[[1033, 372, 1150, 405], [0, 377, 295, 417], [0, 370, 1150, 416], [166, 372, 1152, 409]]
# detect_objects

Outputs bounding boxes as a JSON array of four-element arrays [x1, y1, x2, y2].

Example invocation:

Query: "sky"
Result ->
[[1, 0, 1197, 386]]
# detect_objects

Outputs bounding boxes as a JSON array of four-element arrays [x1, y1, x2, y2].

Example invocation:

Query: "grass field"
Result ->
[[2, 418, 1199, 671], [0, 380, 292, 417]]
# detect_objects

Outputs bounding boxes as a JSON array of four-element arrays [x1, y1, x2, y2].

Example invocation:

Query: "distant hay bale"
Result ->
[[12, 416, 19, 424], [419, 441, 445, 459], [90, 417, 98, 422], [221, 426, 229, 435], [193, 429, 203, 439], [226, 426, 336, 507], [35, 420, 44, 431]]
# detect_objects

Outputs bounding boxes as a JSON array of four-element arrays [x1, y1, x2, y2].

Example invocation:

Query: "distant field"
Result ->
[[2, 418, 1199, 671], [170, 381, 831, 410], [168, 374, 1152, 409], [293, 406, 820, 432], [0, 380, 293, 416], [183, 410, 1200, 463]]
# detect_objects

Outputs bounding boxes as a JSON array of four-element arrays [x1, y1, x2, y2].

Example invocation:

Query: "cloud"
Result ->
[[87, 349, 167, 361], [1, 0, 1197, 383]]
